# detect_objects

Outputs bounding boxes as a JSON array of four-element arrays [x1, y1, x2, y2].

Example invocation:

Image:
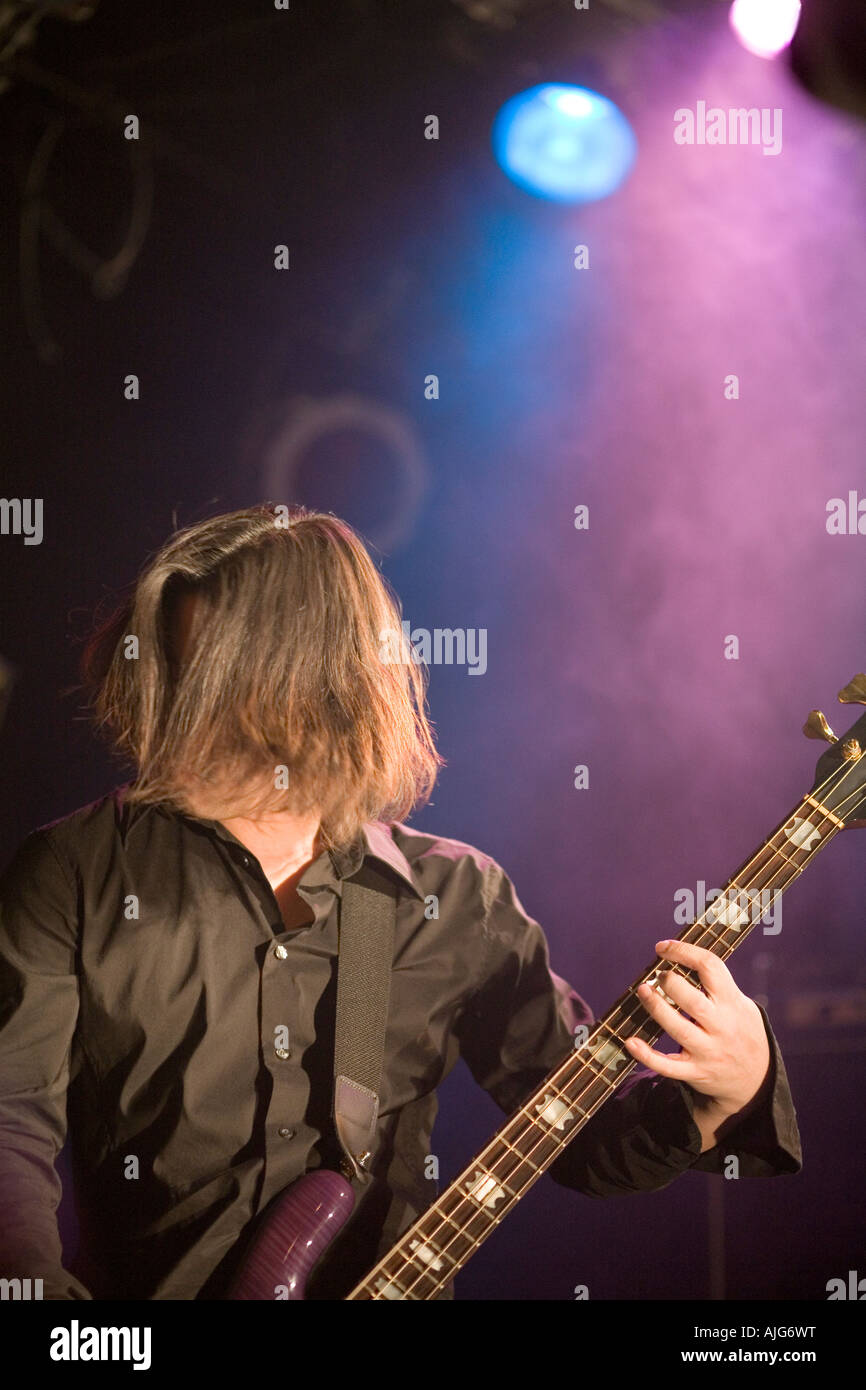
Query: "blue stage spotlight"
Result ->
[[492, 83, 637, 203]]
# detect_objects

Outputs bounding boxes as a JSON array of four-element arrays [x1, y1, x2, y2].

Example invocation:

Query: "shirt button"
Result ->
[[278, 1127, 295, 1139], [275, 1046, 291, 1060], [273, 944, 288, 960]]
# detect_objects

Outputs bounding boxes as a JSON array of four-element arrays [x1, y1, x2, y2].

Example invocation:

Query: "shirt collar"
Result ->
[[116, 788, 421, 899], [274, 822, 422, 901], [358, 821, 422, 899]]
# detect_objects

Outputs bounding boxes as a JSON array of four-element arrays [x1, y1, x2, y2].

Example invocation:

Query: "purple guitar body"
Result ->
[[227, 1170, 355, 1300]]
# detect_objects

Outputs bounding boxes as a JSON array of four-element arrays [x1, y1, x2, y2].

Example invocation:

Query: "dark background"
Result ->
[[1, 0, 864, 1301]]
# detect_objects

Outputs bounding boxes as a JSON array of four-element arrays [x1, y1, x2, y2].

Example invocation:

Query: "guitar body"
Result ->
[[227, 1169, 354, 1300]]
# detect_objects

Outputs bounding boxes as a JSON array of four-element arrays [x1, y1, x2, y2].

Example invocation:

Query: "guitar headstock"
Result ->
[[805, 675, 866, 828]]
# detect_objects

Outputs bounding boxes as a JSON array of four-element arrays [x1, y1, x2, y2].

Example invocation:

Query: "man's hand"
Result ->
[[623, 939, 772, 1154]]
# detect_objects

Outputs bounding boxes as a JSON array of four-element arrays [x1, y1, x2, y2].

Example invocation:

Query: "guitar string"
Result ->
[[358, 750, 864, 1299]]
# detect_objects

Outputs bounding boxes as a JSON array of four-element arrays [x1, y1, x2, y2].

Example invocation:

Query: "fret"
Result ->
[[419, 1200, 475, 1245], [606, 997, 661, 1043], [499, 1122, 564, 1180], [762, 841, 803, 874], [372, 1255, 442, 1301], [738, 836, 782, 865], [562, 1069, 612, 1111], [624, 1013, 663, 1046], [498, 1131, 543, 1173], [717, 877, 755, 901], [704, 923, 748, 953], [595, 1020, 628, 1047], [387, 1257, 443, 1299], [437, 1187, 499, 1236], [403, 1204, 481, 1263], [688, 917, 726, 946]]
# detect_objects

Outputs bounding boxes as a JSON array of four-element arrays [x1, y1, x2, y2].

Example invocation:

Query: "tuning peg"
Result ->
[[838, 674, 866, 706], [803, 709, 838, 743]]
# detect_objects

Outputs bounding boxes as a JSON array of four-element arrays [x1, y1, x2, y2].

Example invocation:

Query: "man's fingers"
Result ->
[[634, 978, 702, 1050], [624, 1035, 698, 1082], [647, 968, 712, 1026], [654, 938, 734, 1001]]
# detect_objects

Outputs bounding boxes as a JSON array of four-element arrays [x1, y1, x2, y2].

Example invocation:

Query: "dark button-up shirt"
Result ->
[[0, 787, 802, 1300]]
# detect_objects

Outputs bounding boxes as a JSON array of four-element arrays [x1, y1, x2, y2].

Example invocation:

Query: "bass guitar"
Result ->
[[227, 678, 866, 1300]]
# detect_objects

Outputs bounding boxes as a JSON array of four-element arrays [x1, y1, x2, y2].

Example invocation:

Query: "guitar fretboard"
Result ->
[[347, 749, 862, 1300]]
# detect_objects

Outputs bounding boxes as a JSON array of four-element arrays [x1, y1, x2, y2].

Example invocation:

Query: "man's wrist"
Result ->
[[690, 1095, 733, 1153], [690, 1066, 775, 1152]]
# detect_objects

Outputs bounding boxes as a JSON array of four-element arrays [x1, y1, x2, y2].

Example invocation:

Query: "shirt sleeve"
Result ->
[[455, 859, 802, 1199], [0, 829, 93, 1298]]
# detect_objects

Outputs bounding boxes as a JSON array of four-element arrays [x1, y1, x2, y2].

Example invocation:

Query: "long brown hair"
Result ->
[[79, 504, 442, 849]]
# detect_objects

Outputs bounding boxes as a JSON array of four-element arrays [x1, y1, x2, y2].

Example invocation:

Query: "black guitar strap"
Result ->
[[332, 859, 398, 1185]]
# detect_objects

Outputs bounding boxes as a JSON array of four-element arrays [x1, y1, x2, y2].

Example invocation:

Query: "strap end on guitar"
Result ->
[[334, 1074, 379, 1184]]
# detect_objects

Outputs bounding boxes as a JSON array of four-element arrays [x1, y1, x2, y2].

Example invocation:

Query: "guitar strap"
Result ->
[[332, 858, 398, 1185]]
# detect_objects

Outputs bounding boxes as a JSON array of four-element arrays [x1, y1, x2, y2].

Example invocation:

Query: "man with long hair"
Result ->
[[0, 504, 800, 1300]]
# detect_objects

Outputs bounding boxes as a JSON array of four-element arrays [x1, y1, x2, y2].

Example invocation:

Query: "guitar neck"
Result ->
[[347, 764, 857, 1300]]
